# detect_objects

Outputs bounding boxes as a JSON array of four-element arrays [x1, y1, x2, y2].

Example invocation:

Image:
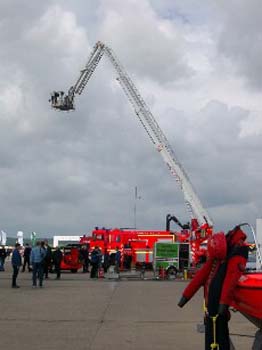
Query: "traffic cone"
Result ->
[[159, 267, 166, 279], [98, 267, 104, 278]]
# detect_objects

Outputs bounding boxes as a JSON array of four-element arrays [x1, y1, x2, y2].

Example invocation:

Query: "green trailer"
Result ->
[[153, 242, 190, 276]]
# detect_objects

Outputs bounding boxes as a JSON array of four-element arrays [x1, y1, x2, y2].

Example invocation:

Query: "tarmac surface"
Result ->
[[0, 263, 257, 350]]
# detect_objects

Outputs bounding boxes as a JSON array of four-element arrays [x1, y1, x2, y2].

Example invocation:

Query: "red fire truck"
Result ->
[[80, 226, 176, 269], [79, 213, 210, 270]]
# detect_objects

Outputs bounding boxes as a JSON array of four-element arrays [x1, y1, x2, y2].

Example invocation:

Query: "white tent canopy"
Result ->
[[53, 236, 80, 247]]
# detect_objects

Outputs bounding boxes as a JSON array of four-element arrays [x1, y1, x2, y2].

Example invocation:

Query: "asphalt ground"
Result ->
[[0, 262, 257, 350]]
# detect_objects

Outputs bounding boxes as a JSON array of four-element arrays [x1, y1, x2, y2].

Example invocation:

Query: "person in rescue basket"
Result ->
[[178, 225, 248, 350], [11, 243, 22, 288]]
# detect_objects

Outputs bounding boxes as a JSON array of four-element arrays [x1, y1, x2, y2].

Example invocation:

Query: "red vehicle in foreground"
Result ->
[[232, 272, 262, 328]]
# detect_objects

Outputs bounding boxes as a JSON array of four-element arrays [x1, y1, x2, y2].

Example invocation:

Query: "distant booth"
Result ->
[[53, 236, 80, 248]]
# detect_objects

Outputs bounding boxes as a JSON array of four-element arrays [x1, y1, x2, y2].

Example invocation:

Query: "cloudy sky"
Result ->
[[0, 0, 262, 239]]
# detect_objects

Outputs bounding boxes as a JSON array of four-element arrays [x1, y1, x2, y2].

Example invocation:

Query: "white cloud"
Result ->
[[217, 0, 262, 90], [97, 0, 193, 84], [0, 83, 23, 117], [23, 4, 90, 75], [25, 5, 89, 54], [240, 111, 262, 137]]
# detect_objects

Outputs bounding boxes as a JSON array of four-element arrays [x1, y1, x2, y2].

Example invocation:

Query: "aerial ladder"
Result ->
[[50, 41, 213, 247]]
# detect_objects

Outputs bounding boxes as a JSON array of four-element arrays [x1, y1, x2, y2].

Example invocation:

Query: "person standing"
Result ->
[[52, 246, 63, 279], [30, 241, 46, 288], [22, 243, 31, 272], [115, 247, 121, 274], [43, 240, 52, 279], [103, 251, 110, 273], [0, 245, 7, 271], [90, 247, 100, 278], [80, 245, 90, 273], [11, 243, 22, 288]]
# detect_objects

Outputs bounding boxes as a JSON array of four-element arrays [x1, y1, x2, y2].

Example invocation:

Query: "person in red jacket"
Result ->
[[178, 225, 249, 350]]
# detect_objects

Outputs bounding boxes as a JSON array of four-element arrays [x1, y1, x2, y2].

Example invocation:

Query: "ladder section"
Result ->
[[50, 41, 213, 227], [74, 42, 105, 95], [104, 46, 212, 226]]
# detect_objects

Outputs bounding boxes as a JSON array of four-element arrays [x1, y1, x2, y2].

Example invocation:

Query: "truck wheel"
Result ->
[[167, 266, 178, 279], [71, 269, 77, 273]]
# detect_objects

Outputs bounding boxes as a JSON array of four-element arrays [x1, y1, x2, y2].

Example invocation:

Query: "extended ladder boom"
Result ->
[[50, 41, 213, 227]]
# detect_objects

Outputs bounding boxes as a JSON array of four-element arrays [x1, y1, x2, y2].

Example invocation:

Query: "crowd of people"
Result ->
[[79, 245, 126, 277], [80, 245, 122, 278], [0, 242, 126, 289], [0, 240, 64, 288]]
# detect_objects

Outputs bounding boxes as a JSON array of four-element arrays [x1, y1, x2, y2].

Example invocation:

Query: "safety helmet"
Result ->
[[207, 232, 227, 260]]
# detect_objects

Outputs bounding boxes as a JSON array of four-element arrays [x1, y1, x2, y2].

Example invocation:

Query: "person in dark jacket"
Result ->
[[11, 243, 22, 288], [103, 251, 110, 273], [115, 247, 121, 274], [0, 245, 7, 271], [22, 243, 32, 272], [52, 246, 63, 279], [43, 240, 52, 279], [90, 247, 100, 278], [79, 245, 90, 273]]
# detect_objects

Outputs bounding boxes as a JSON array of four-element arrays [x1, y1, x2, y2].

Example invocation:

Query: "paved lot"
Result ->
[[0, 263, 257, 350]]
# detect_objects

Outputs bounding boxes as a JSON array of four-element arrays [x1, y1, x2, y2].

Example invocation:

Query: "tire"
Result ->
[[167, 266, 178, 279], [71, 269, 77, 273]]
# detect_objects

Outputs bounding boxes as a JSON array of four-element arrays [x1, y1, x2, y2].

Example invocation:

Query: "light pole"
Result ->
[[134, 186, 141, 229]]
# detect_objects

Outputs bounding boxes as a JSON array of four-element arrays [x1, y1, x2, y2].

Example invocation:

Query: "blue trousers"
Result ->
[[12, 265, 19, 286], [32, 263, 44, 286], [0, 258, 5, 271]]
